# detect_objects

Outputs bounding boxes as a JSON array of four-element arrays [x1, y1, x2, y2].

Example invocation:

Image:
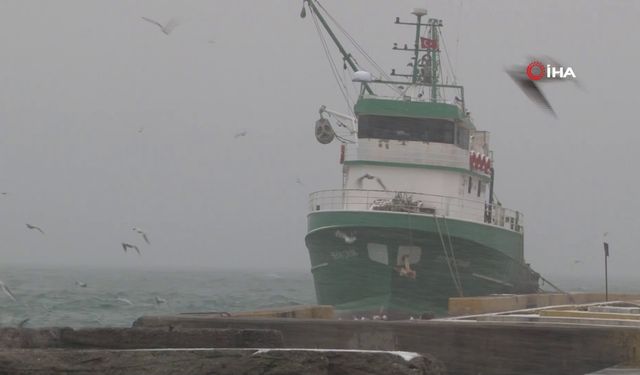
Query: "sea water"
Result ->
[[0, 265, 315, 328], [0, 265, 635, 328]]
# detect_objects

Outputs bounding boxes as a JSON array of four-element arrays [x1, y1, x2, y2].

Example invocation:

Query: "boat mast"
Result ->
[[303, 0, 374, 95], [410, 11, 424, 84], [394, 10, 444, 102], [428, 18, 442, 102]]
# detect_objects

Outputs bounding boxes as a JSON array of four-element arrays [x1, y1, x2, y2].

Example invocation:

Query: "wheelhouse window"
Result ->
[[456, 125, 470, 149], [358, 115, 454, 144]]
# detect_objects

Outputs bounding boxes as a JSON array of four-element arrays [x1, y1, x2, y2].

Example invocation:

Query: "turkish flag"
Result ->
[[420, 37, 438, 50]]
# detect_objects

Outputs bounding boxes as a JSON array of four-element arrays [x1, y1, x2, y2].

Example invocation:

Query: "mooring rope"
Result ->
[[442, 215, 464, 295], [433, 214, 463, 297]]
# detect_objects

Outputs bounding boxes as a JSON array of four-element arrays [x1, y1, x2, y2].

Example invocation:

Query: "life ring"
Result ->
[[339, 144, 345, 164]]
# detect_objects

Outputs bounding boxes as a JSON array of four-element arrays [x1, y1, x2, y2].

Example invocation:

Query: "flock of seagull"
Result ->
[[23, 221, 150, 257], [0, 15, 311, 327], [121, 227, 150, 256], [0, 221, 156, 312], [0, 16, 191, 321]]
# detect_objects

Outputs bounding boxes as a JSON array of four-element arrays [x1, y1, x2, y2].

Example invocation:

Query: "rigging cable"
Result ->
[[334, 118, 356, 143], [342, 60, 354, 101], [315, 1, 403, 96], [438, 28, 458, 85], [318, 2, 389, 80], [433, 214, 464, 297], [334, 133, 355, 144], [455, 0, 463, 77], [310, 6, 355, 114], [442, 215, 464, 295]]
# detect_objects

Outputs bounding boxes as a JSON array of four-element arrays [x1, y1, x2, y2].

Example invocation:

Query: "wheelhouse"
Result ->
[[357, 114, 470, 149]]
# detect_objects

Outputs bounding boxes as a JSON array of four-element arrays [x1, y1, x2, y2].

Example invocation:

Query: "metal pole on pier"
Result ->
[[603, 241, 609, 302]]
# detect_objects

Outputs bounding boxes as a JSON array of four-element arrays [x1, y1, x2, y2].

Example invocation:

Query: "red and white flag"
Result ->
[[420, 37, 438, 50]]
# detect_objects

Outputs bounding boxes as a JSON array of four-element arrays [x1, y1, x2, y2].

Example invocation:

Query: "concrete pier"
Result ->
[[133, 313, 640, 375], [0, 326, 443, 374], [4, 300, 640, 374], [0, 327, 284, 349], [0, 348, 444, 375]]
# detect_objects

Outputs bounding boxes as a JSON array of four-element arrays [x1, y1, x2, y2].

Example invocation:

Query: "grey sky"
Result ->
[[0, 1, 638, 282]]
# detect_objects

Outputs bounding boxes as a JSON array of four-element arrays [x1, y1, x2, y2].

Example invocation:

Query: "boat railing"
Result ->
[[360, 88, 465, 104], [309, 189, 523, 233]]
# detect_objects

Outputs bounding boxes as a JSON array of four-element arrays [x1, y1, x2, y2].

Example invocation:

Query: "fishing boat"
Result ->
[[301, 1, 540, 318]]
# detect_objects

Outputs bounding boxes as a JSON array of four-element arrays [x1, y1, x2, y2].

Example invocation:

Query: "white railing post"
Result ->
[[444, 196, 449, 217], [366, 190, 370, 211]]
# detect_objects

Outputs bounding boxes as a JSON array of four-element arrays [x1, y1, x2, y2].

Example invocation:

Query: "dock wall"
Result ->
[[134, 315, 640, 375]]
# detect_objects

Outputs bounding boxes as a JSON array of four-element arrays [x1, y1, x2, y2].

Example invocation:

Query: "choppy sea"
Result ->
[[0, 265, 636, 328], [0, 265, 316, 328]]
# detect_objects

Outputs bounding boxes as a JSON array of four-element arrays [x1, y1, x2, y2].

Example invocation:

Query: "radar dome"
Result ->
[[353, 71, 373, 82]]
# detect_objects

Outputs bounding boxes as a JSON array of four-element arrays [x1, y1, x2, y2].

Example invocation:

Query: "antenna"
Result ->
[[392, 9, 444, 102]]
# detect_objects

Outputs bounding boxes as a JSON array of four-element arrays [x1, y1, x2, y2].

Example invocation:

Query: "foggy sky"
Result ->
[[0, 1, 638, 282]]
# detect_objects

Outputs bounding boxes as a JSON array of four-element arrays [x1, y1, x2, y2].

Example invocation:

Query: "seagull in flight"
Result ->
[[26, 223, 45, 234], [506, 68, 555, 116], [141, 17, 180, 35], [335, 230, 357, 244], [155, 296, 167, 305], [506, 56, 579, 117], [234, 131, 247, 139], [116, 297, 133, 306], [122, 243, 141, 255], [18, 318, 30, 328], [133, 227, 150, 244], [356, 174, 387, 190], [75, 280, 88, 288], [0, 281, 17, 302]]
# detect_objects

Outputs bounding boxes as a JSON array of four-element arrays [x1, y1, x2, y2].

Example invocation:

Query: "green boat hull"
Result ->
[[305, 211, 539, 317]]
